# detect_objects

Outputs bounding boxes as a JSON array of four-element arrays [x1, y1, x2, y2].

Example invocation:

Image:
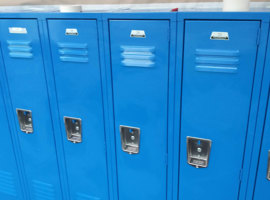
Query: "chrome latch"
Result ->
[[187, 136, 212, 168], [16, 109, 33, 133], [64, 117, 82, 143], [120, 125, 140, 154], [267, 150, 270, 181]]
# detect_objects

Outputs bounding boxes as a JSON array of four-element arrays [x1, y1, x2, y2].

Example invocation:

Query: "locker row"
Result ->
[[0, 12, 269, 200]]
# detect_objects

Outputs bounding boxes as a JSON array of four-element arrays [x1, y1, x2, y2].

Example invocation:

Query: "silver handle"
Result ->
[[16, 109, 33, 134], [64, 116, 82, 143], [120, 125, 140, 154], [187, 136, 212, 168]]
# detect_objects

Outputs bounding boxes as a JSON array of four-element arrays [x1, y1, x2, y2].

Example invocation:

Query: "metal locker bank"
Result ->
[[0, 8, 268, 200]]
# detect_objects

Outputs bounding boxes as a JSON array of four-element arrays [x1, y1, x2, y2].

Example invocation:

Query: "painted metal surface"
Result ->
[[109, 19, 170, 200], [47, 19, 109, 200], [179, 20, 261, 200], [253, 92, 270, 200], [252, 26, 270, 200], [0, 19, 62, 200], [0, 11, 267, 200], [0, 86, 23, 199]]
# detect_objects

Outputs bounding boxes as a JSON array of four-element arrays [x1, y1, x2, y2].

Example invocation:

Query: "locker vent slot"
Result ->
[[76, 192, 100, 200], [0, 170, 16, 196], [32, 180, 55, 200], [121, 46, 155, 67], [58, 42, 88, 63], [7, 40, 33, 59], [195, 49, 239, 73]]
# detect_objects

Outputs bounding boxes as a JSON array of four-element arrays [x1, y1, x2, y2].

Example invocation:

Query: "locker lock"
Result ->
[[16, 109, 33, 134], [64, 117, 82, 143], [120, 125, 140, 154], [187, 137, 212, 168], [267, 150, 270, 181]]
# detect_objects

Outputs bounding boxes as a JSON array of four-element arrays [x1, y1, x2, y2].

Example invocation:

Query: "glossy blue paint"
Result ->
[[252, 25, 270, 200], [0, 85, 23, 200], [109, 19, 170, 200], [47, 19, 109, 200], [0, 19, 63, 200], [253, 90, 270, 200], [0, 11, 268, 200], [179, 20, 261, 200]]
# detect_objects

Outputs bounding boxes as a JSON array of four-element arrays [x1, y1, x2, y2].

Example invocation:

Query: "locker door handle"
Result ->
[[120, 125, 140, 154], [267, 150, 270, 181], [64, 117, 82, 143], [187, 137, 212, 168], [16, 109, 33, 133]]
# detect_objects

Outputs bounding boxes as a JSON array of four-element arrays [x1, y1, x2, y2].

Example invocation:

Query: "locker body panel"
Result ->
[[179, 20, 260, 200], [47, 19, 109, 200], [0, 19, 62, 200], [253, 92, 270, 199], [0, 89, 23, 200], [109, 20, 170, 200]]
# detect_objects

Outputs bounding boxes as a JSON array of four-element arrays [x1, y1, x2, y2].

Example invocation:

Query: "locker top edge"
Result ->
[[0, 12, 269, 21]]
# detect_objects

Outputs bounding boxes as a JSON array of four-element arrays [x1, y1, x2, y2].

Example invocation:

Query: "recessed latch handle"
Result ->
[[120, 125, 140, 154], [16, 109, 33, 134], [187, 136, 212, 168], [64, 117, 82, 143]]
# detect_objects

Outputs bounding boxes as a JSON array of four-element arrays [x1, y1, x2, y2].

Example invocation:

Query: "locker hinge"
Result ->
[[256, 28, 261, 46], [239, 169, 243, 182]]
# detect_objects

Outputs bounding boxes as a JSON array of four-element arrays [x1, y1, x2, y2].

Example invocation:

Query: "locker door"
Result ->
[[253, 91, 270, 200], [0, 20, 62, 200], [109, 20, 170, 200], [179, 21, 260, 200], [0, 87, 23, 199], [47, 20, 109, 200]]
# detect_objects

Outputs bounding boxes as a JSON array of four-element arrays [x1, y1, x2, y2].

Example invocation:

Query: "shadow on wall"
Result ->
[[0, 0, 269, 6]]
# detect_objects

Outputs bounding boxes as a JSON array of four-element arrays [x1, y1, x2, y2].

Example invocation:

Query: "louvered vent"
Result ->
[[58, 42, 88, 63], [32, 180, 55, 200], [121, 46, 155, 67], [0, 170, 17, 196], [76, 192, 100, 200], [195, 49, 240, 73], [7, 40, 33, 59]]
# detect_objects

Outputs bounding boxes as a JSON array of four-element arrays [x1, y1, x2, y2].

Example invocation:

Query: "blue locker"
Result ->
[[252, 25, 270, 200], [109, 20, 170, 200], [179, 20, 260, 200], [47, 20, 109, 200], [0, 19, 62, 200], [253, 90, 270, 200], [0, 86, 23, 199]]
